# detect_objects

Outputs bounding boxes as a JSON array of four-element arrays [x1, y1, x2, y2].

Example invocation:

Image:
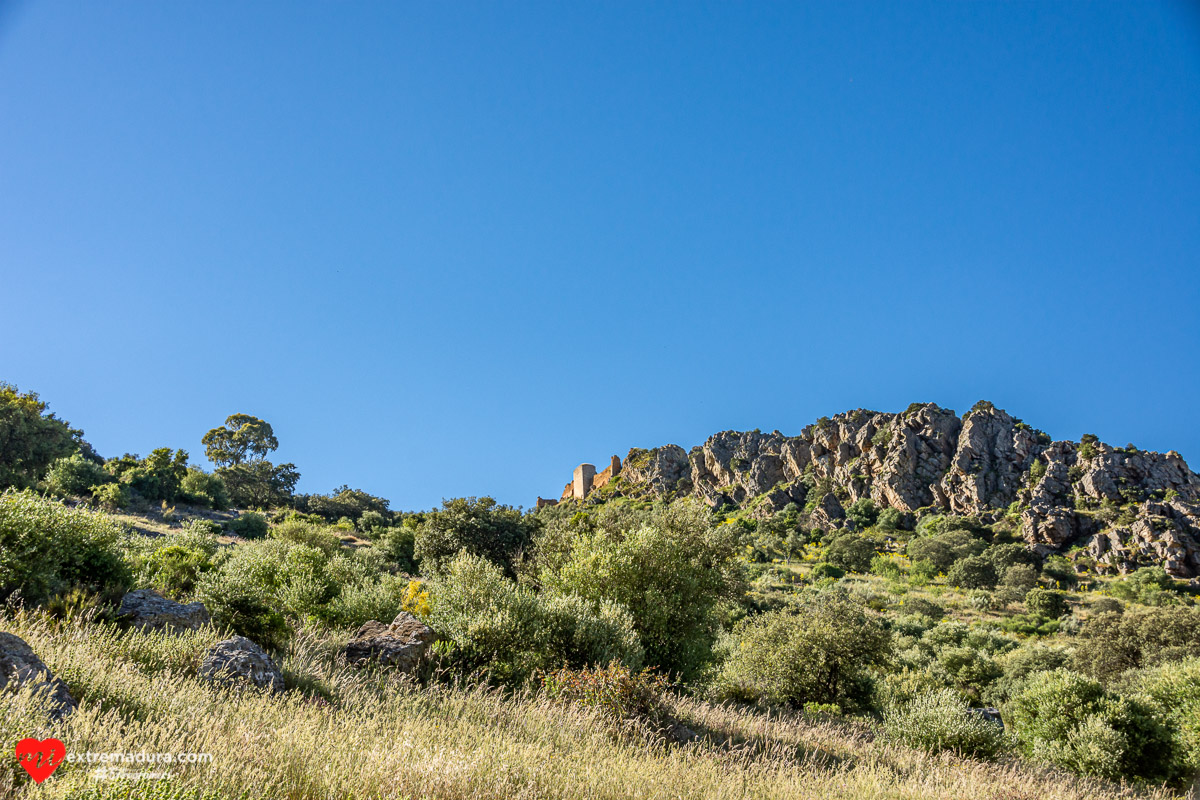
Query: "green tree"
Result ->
[[414, 496, 540, 577], [218, 461, 300, 509], [823, 533, 876, 573], [0, 384, 89, 489], [201, 414, 279, 467]]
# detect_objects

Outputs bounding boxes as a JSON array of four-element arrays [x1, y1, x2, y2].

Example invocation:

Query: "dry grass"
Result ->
[[0, 611, 1180, 800]]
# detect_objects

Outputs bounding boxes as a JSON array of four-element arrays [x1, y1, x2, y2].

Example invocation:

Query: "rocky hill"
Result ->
[[575, 402, 1200, 579]]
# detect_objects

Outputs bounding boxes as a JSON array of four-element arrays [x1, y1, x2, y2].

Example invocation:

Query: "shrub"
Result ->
[[377, 523, 418, 573], [270, 517, 342, 555], [715, 591, 890, 711], [179, 468, 229, 510], [0, 489, 132, 604], [876, 507, 904, 531], [1109, 567, 1182, 606], [0, 384, 85, 489], [357, 509, 388, 534], [542, 661, 669, 723], [91, 482, 129, 511], [810, 562, 845, 580], [1024, 587, 1067, 618], [428, 552, 643, 685], [125, 524, 220, 597], [907, 530, 985, 572], [870, 554, 901, 580], [883, 689, 1008, 758], [845, 498, 878, 530], [44, 454, 110, 498], [228, 512, 269, 540], [1121, 657, 1200, 780], [1072, 605, 1200, 681], [947, 555, 997, 590], [823, 534, 876, 573], [534, 500, 742, 681], [1007, 669, 1177, 782], [415, 496, 539, 577]]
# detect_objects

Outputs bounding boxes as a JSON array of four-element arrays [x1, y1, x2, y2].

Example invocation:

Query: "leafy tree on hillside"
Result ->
[[414, 496, 539, 577], [202, 414, 279, 467], [202, 414, 298, 509], [0, 383, 90, 489]]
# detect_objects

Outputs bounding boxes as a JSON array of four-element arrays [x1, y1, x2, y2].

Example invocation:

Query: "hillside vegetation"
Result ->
[[1, 384, 1199, 798]]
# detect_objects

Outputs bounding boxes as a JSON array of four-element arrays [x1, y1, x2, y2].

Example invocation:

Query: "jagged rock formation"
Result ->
[[550, 402, 1200, 578]]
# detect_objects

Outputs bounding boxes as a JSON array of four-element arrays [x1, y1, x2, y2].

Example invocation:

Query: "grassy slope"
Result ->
[[0, 612, 1176, 800]]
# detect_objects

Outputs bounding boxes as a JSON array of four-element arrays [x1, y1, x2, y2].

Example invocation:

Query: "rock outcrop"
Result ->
[[344, 612, 435, 672], [199, 636, 284, 694], [0, 632, 76, 719], [118, 589, 211, 634], [547, 401, 1200, 578]]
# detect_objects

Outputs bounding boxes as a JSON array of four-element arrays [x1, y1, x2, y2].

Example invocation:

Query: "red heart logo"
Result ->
[[14, 738, 65, 784]]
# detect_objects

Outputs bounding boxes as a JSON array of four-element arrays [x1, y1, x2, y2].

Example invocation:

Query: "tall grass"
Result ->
[[0, 611, 1179, 800]]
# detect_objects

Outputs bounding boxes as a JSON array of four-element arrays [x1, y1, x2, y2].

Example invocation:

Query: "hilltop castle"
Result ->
[[537, 454, 622, 508]]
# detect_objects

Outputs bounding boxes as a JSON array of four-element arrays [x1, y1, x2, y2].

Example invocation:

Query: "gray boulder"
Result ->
[[199, 636, 284, 694], [344, 612, 435, 672], [0, 632, 76, 719], [119, 589, 211, 633]]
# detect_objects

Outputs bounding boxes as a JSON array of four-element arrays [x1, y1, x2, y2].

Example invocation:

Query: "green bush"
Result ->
[[534, 500, 742, 681], [376, 523, 418, 573], [946, 555, 997, 589], [44, 454, 110, 498], [0, 489, 132, 604], [270, 517, 343, 555], [823, 533, 876, 573], [427, 552, 642, 685], [0, 384, 85, 489], [1007, 669, 1177, 782], [1072, 605, 1200, 682], [542, 661, 669, 723], [227, 512, 268, 539], [125, 523, 220, 597], [1024, 587, 1067, 618], [845, 498, 878, 530], [91, 482, 129, 511], [876, 507, 904, 531], [1109, 567, 1182, 606], [810, 562, 845, 580], [1121, 657, 1200, 780], [883, 689, 1009, 758], [907, 530, 986, 572], [414, 496, 539, 577], [714, 591, 890, 711], [179, 469, 229, 510]]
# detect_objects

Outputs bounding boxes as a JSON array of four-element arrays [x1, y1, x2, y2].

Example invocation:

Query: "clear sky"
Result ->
[[2, 1, 1198, 511]]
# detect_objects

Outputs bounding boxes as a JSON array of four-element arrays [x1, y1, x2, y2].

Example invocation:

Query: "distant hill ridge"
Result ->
[[546, 401, 1200, 579]]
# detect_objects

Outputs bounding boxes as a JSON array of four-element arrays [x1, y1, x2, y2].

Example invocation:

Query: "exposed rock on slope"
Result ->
[[553, 402, 1200, 578]]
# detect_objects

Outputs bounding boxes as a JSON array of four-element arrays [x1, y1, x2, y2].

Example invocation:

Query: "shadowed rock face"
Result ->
[[0, 632, 76, 720], [581, 402, 1200, 578]]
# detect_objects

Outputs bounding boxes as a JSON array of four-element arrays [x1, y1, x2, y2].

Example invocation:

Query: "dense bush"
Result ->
[[376, 522, 418, 572], [1072, 605, 1200, 682], [907, 529, 986, 572], [946, 555, 997, 589], [810, 562, 845, 580], [125, 522, 221, 597], [179, 468, 229, 510], [715, 591, 890, 711], [228, 512, 269, 539], [534, 501, 743, 681], [44, 453, 110, 498], [0, 489, 132, 604], [296, 485, 391, 523], [1007, 669, 1178, 782], [1120, 657, 1200, 780], [1108, 567, 1182, 606], [823, 534, 876, 573], [415, 496, 539, 577], [427, 552, 642, 685], [104, 448, 190, 504], [270, 517, 344, 555], [883, 689, 1009, 758], [1024, 587, 1067, 618], [845, 498, 878, 530]]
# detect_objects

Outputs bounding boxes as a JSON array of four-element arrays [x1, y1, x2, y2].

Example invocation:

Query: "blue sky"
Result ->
[[2, 1, 1198, 510]]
